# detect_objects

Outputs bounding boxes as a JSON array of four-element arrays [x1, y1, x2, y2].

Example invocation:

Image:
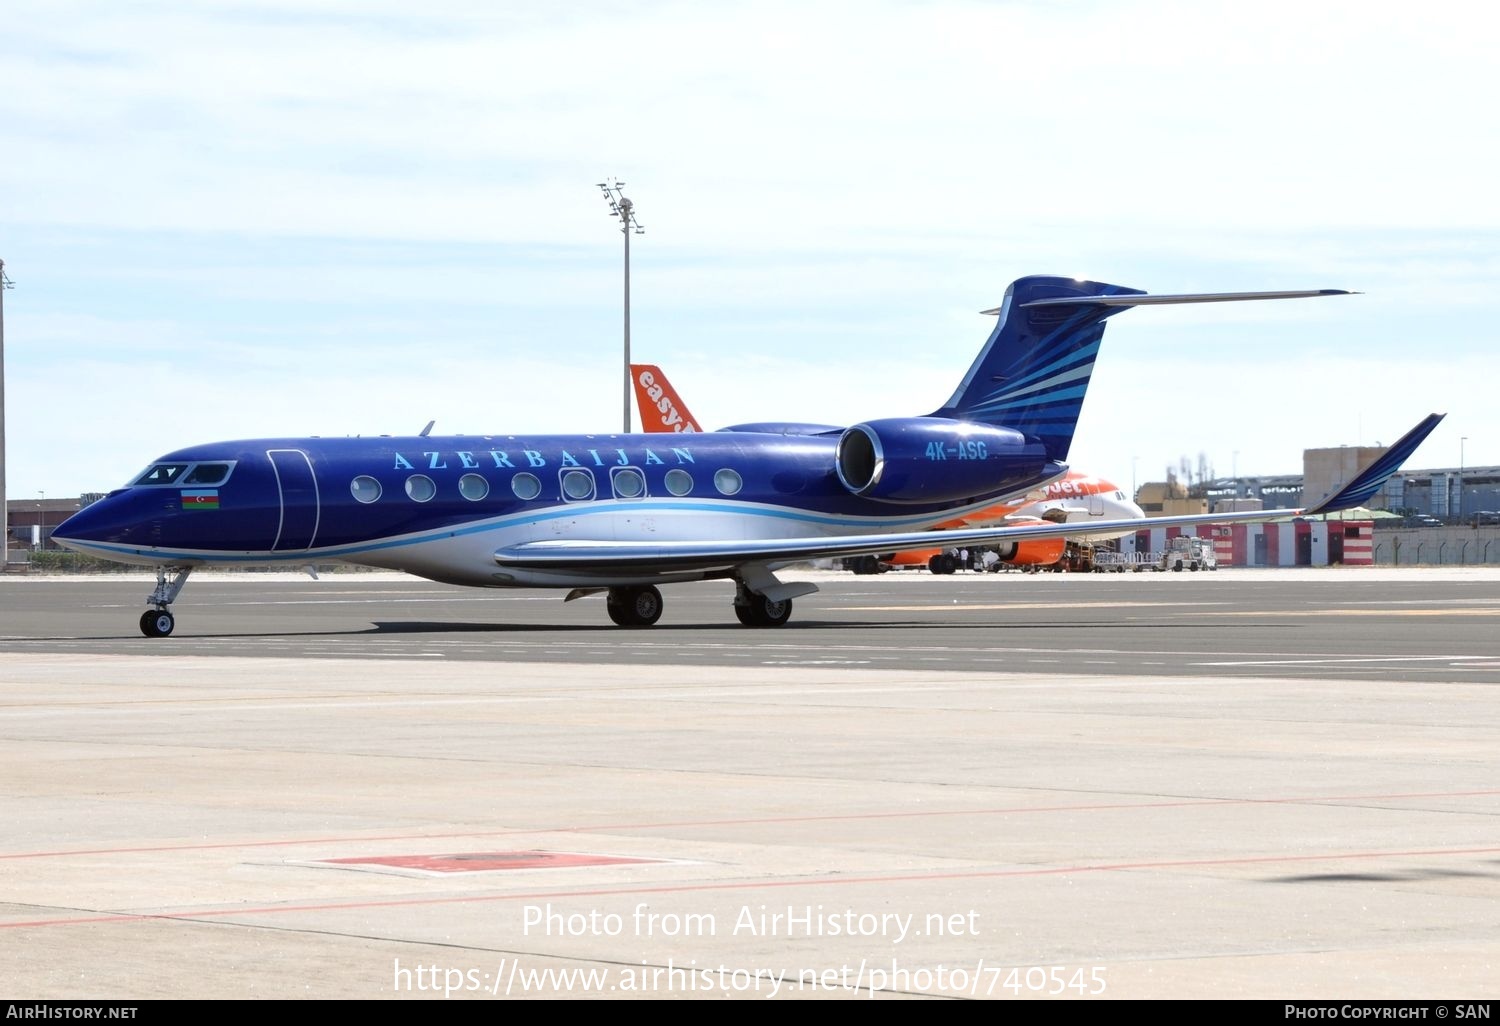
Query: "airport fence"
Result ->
[[1370, 528, 1500, 566]]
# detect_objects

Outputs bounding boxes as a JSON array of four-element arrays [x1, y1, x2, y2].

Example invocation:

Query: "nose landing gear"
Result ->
[[139, 567, 193, 638], [139, 609, 175, 637]]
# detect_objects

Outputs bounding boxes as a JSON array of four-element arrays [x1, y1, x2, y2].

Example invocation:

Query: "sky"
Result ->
[[2, 0, 1496, 501]]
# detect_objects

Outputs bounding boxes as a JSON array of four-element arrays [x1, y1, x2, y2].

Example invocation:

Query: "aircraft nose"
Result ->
[[52, 496, 114, 544], [52, 491, 166, 550]]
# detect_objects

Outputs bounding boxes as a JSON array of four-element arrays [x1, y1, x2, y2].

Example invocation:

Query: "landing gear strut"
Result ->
[[606, 585, 663, 627], [140, 567, 193, 638]]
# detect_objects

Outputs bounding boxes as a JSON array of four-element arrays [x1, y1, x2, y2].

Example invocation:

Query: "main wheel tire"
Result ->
[[140, 609, 175, 638], [606, 586, 663, 627], [735, 594, 793, 627]]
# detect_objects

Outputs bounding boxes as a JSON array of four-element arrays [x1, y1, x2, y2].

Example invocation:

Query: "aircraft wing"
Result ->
[[494, 505, 1293, 573], [494, 413, 1443, 574]]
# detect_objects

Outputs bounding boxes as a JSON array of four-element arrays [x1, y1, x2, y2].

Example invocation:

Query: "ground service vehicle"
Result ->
[[1159, 535, 1217, 572]]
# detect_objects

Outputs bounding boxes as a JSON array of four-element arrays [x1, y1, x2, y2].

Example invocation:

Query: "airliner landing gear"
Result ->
[[606, 585, 663, 627], [139, 610, 174, 637], [733, 584, 792, 627], [140, 567, 193, 638]]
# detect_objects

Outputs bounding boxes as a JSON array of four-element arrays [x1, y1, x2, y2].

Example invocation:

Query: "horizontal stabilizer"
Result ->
[[980, 289, 1355, 316], [1026, 288, 1355, 308]]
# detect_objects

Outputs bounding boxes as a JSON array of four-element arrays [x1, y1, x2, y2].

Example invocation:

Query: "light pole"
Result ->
[[1460, 436, 1467, 523], [1, 258, 10, 568], [599, 180, 644, 433]]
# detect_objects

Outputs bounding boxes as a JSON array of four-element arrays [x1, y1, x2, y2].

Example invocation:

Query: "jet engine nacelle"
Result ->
[[834, 417, 1049, 504], [991, 536, 1067, 566]]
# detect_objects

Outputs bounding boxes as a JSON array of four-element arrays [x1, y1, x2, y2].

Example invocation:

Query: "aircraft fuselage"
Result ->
[[56, 431, 1062, 588]]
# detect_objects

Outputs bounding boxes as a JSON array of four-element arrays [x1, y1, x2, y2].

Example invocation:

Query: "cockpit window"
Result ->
[[133, 461, 237, 487], [132, 463, 190, 486], [182, 462, 234, 486]]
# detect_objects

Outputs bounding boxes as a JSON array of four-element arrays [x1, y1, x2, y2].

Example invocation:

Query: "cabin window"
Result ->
[[664, 468, 693, 496], [611, 467, 646, 499], [350, 476, 382, 504], [713, 468, 742, 496], [458, 473, 489, 501], [183, 462, 234, 486], [561, 469, 596, 501], [405, 474, 437, 502], [511, 472, 542, 500], [132, 463, 189, 486]]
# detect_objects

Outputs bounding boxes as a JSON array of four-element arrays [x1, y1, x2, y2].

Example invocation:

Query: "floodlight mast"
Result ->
[[1, 259, 10, 569], [598, 179, 643, 433]]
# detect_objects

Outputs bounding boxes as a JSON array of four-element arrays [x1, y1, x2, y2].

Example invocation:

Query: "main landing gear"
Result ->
[[605, 585, 664, 627], [927, 552, 959, 575], [600, 581, 799, 628], [733, 583, 793, 627], [139, 567, 193, 638]]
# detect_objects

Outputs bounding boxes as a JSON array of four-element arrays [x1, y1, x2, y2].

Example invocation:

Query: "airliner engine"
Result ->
[[833, 417, 1051, 504], [991, 536, 1067, 565]]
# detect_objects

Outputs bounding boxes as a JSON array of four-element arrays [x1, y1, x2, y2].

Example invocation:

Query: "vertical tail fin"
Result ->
[[933, 276, 1356, 463], [631, 364, 702, 433], [930, 275, 1144, 463]]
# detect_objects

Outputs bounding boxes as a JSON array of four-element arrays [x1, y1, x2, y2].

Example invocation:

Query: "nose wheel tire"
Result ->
[[140, 610, 175, 638], [606, 586, 663, 627]]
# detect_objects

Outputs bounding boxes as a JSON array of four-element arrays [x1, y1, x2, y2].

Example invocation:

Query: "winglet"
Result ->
[[1302, 413, 1446, 515]]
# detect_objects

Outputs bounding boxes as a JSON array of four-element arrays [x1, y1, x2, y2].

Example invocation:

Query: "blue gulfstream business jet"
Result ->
[[53, 275, 1443, 636]]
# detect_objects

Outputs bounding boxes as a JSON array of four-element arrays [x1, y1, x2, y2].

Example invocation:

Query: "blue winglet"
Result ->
[[1302, 413, 1446, 515]]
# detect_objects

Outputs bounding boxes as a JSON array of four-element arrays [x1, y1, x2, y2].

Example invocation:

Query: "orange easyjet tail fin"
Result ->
[[631, 364, 702, 433]]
